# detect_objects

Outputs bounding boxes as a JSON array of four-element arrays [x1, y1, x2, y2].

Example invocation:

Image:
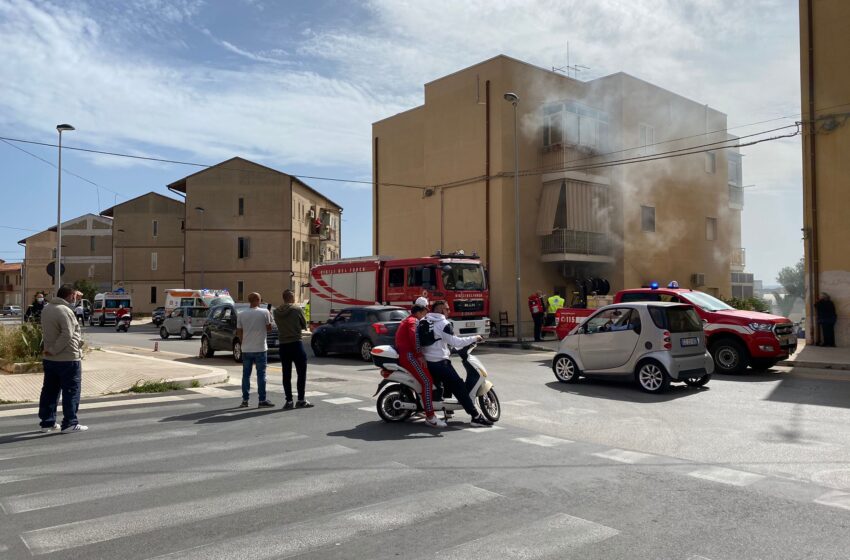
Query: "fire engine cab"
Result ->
[[310, 252, 491, 336]]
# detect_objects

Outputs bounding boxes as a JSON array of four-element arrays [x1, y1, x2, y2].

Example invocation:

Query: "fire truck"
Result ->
[[310, 252, 491, 336]]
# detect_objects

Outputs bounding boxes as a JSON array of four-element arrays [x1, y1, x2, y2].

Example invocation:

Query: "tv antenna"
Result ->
[[552, 42, 590, 79]]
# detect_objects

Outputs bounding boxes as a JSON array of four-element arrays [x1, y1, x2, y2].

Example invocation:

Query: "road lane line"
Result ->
[[593, 449, 656, 464], [687, 467, 765, 487], [514, 435, 573, 447], [814, 490, 850, 511], [20, 462, 412, 555], [502, 400, 540, 407], [322, 397, 362, 405]]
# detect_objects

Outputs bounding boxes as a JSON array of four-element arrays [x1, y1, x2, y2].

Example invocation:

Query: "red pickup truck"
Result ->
[[552, 287, 797, 374]]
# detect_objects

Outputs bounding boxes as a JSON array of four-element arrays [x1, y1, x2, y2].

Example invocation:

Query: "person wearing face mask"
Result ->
[[38, 285, 87, 433], [25, 292, 47, 323]]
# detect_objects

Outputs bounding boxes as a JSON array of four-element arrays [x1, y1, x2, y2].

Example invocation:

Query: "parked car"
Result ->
[[200, 303, 279, 363], [311, 305, 410, 361], [160, 307, 209, 340], [1, 305, 22, 316], [152, 307, 166, 327], [552, 302, 714, 394]]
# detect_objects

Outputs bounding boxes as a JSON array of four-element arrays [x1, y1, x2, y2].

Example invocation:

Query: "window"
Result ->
[[641, 206, 656, 232], [303, 242, 310, 262], [388, 268, 404, 288], [52, 248, 56, 259], [705, 152, 716, 174], [210, 307, 225, 321], [351, 310, 367, 323], [583, 308, 635, 334], [150, 286, 157, 304], [238, 237, 250, 259], [90, 236, 95, 251], [333, 310, 353, 323], [706, 217, 717, 241], [407, 266, 437, 289], [180, 219, 185, 231], [543, 111, 563, 146], [88, 265, 95, 278], [727, 157, 741, 186], [151, 252, 158, 270], [222, 307, 234, 322], [237, 281, 244, 301], [238, 197, 244, 216], [542, 101, 608, 149], [152, 220, 158, 237], [292, 238, 296, 261], [650, 306, 702, 333], [639, 123, 655, 152]]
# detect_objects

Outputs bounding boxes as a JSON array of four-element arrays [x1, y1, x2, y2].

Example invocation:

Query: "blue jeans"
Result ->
[[241, 352, 268, 402], [38, 360, 82, 429]]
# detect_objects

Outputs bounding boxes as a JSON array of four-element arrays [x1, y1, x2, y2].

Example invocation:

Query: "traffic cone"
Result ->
[[154, 341, 159, 352]]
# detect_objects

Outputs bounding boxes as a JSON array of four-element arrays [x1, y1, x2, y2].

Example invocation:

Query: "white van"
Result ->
[[91, 292, 132, 326], [164, 289, 234, 314]]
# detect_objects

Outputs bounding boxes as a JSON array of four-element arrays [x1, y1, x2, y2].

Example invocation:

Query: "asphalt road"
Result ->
[[0, 323, 847, 559]]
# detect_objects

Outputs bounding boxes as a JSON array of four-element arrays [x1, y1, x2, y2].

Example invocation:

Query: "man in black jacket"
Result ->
[[814, 293, 837, 347]]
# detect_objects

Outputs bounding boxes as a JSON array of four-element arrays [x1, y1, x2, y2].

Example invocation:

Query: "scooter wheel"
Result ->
[[477, 388, 501, 422], [376, 385, 416, 423]]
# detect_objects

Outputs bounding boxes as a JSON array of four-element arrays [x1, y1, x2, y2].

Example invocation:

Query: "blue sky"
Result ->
[[0, 0, 803, 285]]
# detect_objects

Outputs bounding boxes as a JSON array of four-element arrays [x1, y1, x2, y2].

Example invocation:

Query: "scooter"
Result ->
[[116, 313, 132, 332], [370, 343, 501, 424]]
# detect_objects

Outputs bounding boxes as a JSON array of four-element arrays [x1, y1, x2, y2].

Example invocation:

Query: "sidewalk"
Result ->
[[0, 348, 228, 404], [486, 336, 559, 352], [779, 340, 850, 370]]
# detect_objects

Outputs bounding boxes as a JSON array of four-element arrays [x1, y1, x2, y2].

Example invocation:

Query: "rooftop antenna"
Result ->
[[552, 42, 590, 79]]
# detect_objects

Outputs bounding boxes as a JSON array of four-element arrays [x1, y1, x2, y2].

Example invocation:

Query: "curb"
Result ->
[[99, 349, 230, 387], [777, 359, 850, 371], [487, 341, 556, 352]]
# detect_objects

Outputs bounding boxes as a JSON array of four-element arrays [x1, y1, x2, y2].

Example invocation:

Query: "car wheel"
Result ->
[[710, 338, 748, 374], [233, 340, 243, 363], [684, 373, 711, 387], [359, 339, 373, 362], [750, 358, 778, 371], [552, 354, 580, 383], [636, 360, 671, 393], [201, 336, 215, 358], [311, 336, 327, 357], [180, 328, 191, 340], [159, 326, 170, 339]]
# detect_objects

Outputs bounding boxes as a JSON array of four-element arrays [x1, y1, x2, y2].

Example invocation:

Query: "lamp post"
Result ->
[[503, 92, 523, 344], [55, 124, 75, 295], [195, 207, 205, 288]]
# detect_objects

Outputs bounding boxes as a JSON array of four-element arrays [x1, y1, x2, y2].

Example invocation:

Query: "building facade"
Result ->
[[168, 157, 341, 305], [18, 213, 113, 304], [0, 260, 22, 307], [800, 0, 850, 346], [373, 55, 743, 333], [101, 192, 185, 313]]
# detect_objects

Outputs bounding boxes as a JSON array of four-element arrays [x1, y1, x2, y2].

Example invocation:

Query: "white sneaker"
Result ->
[[61, 424, 88, 434], [40, 424, 60, 433], [424, 415, 447, 429]]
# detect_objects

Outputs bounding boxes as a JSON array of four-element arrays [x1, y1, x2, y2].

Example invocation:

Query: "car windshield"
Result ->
[[682, 291, 734, 312], [441, 264, 486, 291], [185, 307, 208, 318], [377, 309, 409, 322]]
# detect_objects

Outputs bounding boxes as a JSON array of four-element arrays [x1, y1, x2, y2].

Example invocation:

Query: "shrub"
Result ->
[[724, 296, 770, 313], [0, 323, 43, 364]]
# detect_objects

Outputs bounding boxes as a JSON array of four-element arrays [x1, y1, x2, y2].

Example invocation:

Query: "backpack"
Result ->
[[417, 318, 438, 347]]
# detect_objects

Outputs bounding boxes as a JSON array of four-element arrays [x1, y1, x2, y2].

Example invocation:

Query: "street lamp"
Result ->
[[55, 123, 75, 295], [195, 206, 205, 288], [503, 92, 523, 344]]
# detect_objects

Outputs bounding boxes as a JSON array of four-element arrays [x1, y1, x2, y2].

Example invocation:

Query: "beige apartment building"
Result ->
[[101, 192, 185, 313], [168, 157, 341, 304], [18, 213, 113, 304], [800, 0, 850, 345], [373, 55, 746, 332], [0, 260, 22, 307]]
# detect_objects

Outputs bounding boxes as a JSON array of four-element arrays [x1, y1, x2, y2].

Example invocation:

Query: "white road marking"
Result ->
[[304, 391, 329, 397], [184, 386, 234, 398], [149, 484, 501, 559], [502, 399, 540, 407], [464, 425, 505, 433], [433, 513, 618, 559], [20, 463, 412, 555], [559, 407, 599, 415], [688, 467, 765, 487], [0, 395, 204, 418], [593, 449, 656, 464], [1, 443, 353, 514], [815, 490, 850, 511], [514, 435, 573, 447], [322, 397, 363, 405], [357, 407, 375, 413]]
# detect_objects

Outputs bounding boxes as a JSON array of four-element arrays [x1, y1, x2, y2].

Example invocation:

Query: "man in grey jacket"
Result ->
[[38, 285, 87, 433]]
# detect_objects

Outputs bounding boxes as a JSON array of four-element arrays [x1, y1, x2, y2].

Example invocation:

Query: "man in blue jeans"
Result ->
[[273, 289, 313, 409], [236, 292, 274, 408], [38, 285, 87, 433]]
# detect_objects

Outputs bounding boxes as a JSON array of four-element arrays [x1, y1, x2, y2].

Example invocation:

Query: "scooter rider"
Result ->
[[419, 300, 492, 427], [395, 298, 446, 429]]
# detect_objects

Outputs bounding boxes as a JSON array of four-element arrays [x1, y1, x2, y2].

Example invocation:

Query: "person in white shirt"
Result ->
[[418, 300, 491, 426], [236, 292, 274, 408]]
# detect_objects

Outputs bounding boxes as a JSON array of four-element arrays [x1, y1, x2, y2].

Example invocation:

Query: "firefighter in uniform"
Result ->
[[546, 292, 565, 328], [528, 291, 546, 341]]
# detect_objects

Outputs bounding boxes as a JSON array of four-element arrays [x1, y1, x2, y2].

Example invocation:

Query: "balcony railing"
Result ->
[[731, 248, 746, 268], [541, 229, 610, 256], [539, 144, 603, 172], [729, 185, 744, 208]]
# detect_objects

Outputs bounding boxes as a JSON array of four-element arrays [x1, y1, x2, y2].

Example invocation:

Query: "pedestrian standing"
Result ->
[[546, 292, 564, 328], [25, 292, 47, 323], [274, 289, 313, 410], [236, 292, 275, 408], [814, 292, 837, 347], [528, 290, 546, 341], [38, 285, 87, 433]]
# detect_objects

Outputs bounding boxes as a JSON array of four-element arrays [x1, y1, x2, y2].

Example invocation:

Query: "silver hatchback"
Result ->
[[160, 307, 209, 340], [552, 302, 714, 393]]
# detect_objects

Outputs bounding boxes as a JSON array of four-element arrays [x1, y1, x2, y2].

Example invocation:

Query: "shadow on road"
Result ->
[[159, 406, 283, 424], [765, 374, 850, 409], [710, 370, 785, 383], [544, 379, 707, 403], [0, 431, 59, 446], [327, 421, 445, 441]]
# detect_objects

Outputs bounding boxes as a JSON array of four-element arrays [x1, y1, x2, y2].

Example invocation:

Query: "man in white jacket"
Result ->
[[418, 301, 492, 426]]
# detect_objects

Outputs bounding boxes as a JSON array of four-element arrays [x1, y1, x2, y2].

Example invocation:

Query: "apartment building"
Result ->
[[101, 192, 185, 313], [18, 213, 113, 303], [168, 157, 341, 304], [0, 260, 22, 307], [373, 55, 742, 332], [800, 0, 850, 345]]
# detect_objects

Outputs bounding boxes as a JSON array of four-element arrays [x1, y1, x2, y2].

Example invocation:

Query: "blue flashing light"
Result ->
[[649, 282, 659, 290]]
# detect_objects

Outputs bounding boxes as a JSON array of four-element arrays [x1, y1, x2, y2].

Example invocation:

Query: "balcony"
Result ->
[[539, 143, 602, 172], [731, 248, 746, 270], [541, 229, 613, 263], [729, 185, 744, 209]]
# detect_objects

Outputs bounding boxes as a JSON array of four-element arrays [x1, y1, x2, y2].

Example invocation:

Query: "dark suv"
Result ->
[[201, 303, 279, 363], [310, 305, 409, 361]]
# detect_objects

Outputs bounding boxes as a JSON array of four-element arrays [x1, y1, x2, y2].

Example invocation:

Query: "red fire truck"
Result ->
[[310, 252, 490, 336]]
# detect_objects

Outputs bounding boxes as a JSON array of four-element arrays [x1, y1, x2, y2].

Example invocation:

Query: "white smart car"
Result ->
[[552, 302, 714, 393]]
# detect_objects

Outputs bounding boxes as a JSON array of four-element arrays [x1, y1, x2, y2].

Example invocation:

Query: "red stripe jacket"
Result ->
[[395, 315, 421, 355]]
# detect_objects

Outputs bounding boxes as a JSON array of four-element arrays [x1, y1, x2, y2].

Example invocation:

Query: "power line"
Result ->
[[0, 225, 39, 232]]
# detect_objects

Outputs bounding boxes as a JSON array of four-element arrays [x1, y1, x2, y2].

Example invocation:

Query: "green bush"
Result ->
[[126, 379, 185, 393], [724, 296, 770, 313], [0, 323, 43, 364]]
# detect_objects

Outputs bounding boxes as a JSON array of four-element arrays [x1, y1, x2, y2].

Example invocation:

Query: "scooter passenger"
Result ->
[[395, 298, 446, 429], [419, 300, 492, 427]]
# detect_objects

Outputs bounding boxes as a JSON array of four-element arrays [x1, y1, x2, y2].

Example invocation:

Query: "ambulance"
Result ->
[[164, 289, 234, 314]]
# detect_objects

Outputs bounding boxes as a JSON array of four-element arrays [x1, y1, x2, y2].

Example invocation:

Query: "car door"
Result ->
[[164, 308, 182, 335], [206, 307, 223, 348], [342, 309, 368, 351], [325, 309, 352, 351], [578, 308, 641, 372]]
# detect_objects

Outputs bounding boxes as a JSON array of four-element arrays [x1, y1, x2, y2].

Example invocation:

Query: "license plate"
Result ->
[[680, 337, 698, 347], [465, 322, 476, 327]]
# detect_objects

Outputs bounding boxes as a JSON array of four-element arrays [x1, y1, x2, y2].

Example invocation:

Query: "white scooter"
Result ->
[[370, 343, 501, 424]]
